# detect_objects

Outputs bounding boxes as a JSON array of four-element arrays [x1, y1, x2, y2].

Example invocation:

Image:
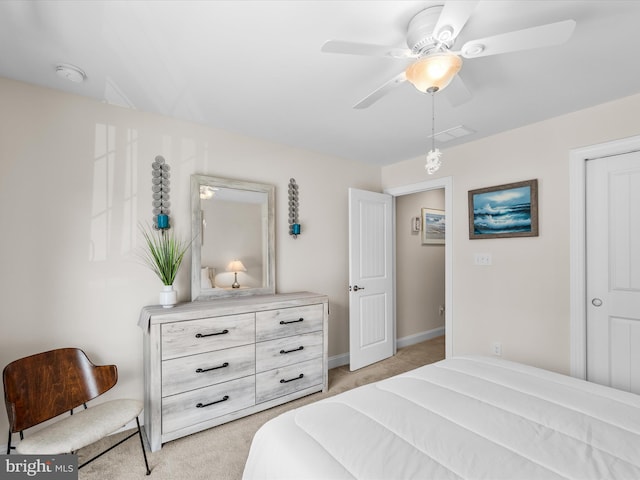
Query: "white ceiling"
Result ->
[[2, 1, 640, 166]]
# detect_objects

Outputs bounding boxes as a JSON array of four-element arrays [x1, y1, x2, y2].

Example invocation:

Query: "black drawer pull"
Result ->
[[280, 373, 304, 384], [196, 362, 229, 373], [195, 329, 229, 338], [279, 318, 303, 325], [280, 346, 304, 355], [196, 395, 229, 408]]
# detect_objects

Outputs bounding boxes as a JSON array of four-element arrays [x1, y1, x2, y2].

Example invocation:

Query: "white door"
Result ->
[[586, 152, 640, 392], [348, 188, 394, 371]]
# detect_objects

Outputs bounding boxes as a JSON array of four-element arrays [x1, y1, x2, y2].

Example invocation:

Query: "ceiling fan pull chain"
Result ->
[[431, 90, 435, 152], [425, 90, 442, 175]]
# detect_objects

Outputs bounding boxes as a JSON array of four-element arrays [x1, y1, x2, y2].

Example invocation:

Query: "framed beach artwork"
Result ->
[[468, 179, 538, 239], [421, 208, 445, 245]]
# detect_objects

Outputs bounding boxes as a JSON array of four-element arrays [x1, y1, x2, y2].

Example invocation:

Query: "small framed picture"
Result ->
[[468, 179, 538, 239], [421, 208, 445, 245]]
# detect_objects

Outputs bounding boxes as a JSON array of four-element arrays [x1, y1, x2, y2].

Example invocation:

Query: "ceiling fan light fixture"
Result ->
[[405, 52, 462, 93]]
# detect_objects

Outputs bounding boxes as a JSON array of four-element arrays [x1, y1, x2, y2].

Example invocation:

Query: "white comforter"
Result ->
[[243, 356, 640, 479]]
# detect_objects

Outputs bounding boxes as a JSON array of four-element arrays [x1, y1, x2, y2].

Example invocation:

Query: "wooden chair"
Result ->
[[3, 348, 150, 475]]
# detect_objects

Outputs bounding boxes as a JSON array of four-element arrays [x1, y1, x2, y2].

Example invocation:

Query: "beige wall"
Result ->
[[396, 190, 445, 339], [382, 92, 640, 374], [0, 77, 381, 437]]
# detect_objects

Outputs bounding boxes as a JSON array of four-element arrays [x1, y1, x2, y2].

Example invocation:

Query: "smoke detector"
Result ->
[[55, 64, 86, 83]]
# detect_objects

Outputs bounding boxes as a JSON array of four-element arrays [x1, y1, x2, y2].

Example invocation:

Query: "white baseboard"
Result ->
[[328, 326, 445, 370], [328, 352, 350, 370], [396, 326, 445, 349]]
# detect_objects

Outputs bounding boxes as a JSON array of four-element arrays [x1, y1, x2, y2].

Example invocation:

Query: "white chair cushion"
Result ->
[[16, 399, 143, 454]]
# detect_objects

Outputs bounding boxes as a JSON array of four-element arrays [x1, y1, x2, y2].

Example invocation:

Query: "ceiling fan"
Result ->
[[322, 1, 576, 109]]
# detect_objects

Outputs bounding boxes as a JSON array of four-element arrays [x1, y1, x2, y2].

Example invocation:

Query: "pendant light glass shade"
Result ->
[[405, 52, 462, 93]]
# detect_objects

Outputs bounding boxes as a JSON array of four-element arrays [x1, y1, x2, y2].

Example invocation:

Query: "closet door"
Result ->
[[586, 152, 640, 392]]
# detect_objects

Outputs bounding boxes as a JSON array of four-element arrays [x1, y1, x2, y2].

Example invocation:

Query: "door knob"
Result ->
[[352, 285, 365, 292], [591, 298, 603, 307]]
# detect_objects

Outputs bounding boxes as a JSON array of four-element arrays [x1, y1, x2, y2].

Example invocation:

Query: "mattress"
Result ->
[[242, 355, 640, 479]]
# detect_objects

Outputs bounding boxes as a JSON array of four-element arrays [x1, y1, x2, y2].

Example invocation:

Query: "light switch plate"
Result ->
[[474, 253, 492, 265]]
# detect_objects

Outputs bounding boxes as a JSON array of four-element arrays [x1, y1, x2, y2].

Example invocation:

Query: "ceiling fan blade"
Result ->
[[321, 40, 414, 59], [353, 71, 407, 109], [443, 74, 472, 107], [459, 19, 576, 59], [433, 0, 479, 43]]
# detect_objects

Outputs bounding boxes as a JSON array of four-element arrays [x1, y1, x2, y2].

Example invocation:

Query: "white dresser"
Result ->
[[139, 292, 328, 452]]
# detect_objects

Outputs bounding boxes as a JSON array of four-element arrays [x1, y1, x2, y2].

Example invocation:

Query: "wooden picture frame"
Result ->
[[468, 179, 538, 239], [421, 208, 445, 245]]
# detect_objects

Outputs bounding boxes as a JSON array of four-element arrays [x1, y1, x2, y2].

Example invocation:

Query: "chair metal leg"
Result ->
[[77, 418, 151, 475], [6, 430, 20, 454], [135, 418, 151, 475]]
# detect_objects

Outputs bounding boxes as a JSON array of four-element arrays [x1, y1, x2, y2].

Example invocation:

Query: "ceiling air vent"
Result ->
[[429, 125, 475, 143]]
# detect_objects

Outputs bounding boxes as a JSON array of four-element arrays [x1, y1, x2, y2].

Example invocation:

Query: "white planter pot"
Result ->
[[159, 285, 177, 308]]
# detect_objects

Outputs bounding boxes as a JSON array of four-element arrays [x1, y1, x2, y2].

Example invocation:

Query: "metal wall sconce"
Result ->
[[411, 216, 421, 234], [152, 155, 171, 229], [288, 178, 301, 238]]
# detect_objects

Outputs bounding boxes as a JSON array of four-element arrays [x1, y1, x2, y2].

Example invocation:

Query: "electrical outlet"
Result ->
[[474, 253, 492, 266], [492, 342, 502, 356]]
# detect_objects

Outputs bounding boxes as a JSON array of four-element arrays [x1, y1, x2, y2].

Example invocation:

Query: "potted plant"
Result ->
[[139, 224, 190, 308]]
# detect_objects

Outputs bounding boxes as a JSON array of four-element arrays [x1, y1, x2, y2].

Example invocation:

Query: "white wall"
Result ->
[[0, 77, 381, 437], [382, 92, 640, 374]]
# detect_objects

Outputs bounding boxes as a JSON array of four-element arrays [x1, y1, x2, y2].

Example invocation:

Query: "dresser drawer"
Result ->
[[161, 313, 254, 360], [256, 358, 323, 403], [256, 304, 323, 342], [162, 344, 255, 397], [162, 376, 255, 434], [256, 331, 323, 373]]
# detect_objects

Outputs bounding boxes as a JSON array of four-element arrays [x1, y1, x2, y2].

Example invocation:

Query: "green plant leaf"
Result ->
[[138, 224, 190, 286]]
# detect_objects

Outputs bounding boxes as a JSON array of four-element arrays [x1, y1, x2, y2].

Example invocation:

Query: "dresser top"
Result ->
[[138, 292, 328, 331]]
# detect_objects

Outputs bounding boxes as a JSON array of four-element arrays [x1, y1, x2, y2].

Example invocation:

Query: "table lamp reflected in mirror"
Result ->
[[226, 260, 247, 288]]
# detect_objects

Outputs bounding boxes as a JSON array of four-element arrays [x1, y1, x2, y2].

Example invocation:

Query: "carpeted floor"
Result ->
[[78, 336, 445, 479]]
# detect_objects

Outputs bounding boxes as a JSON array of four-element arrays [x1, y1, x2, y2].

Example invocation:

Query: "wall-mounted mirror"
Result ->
[[191, 174, 275, 301]]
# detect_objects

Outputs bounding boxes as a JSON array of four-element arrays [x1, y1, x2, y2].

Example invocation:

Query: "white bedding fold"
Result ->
[[243, 356, 640, 480]]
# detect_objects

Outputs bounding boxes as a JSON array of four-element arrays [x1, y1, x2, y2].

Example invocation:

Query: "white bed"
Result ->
[[243, 355, 640, 479]]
